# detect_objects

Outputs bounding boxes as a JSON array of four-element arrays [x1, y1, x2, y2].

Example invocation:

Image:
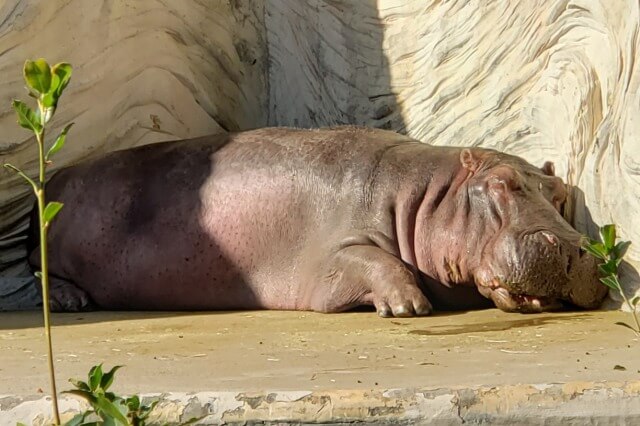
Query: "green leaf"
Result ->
[[144, 405, 159, 420], [613, 240, 631, 260], [632, 296, 640, 307], [41, 91, 56, 109], [3, 163, 37, 191], [582, 241, 608, 261], [598, 259, 620, 276], [51, 62, 72, 98], [100, 365, 123, 391], [145, 400, 159, 412], [600, 224, 617, 251], [69, 377, 91, 391], [43, 201, 64, 224], [136, 399, 158, 421], [12, 99, 42, 132], [23, 59, 52, 95], [46, 122, 74, 160], [26, 86, 39, 98], [89, 364, 104, 392], [600, 275, 621, 291], [615, 322, 638, 333], [63, 389, 98, 404], [125, 394, 140, 411], [94, 395, 129, 426], [104, 391, 118, 402]]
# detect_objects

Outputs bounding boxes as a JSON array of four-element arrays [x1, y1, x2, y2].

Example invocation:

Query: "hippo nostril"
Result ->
[[565, 254, 573, 275], [538, 231, 559, 247]]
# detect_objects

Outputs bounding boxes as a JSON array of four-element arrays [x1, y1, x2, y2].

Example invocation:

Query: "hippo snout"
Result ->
[[531, 229, 608, 309], [524, 230, 608, 310], [476, 226, 608, 313], [564, 247, 609, 309]]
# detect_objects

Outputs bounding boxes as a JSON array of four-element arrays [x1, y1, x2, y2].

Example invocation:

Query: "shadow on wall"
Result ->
[[566, 186, 600, 241], [567, 186, 640, 308], [266, 0, 405, 132]]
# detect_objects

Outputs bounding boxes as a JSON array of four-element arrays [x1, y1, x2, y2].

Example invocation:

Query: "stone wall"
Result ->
[[1, 0, 638, 307]]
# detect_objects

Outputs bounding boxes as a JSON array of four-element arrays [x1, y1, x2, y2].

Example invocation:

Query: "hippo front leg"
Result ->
[[309, 245, 432, 318], [38, 276, 95, 312]]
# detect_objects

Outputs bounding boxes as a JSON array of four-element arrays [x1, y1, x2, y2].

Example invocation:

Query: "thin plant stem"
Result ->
[[35, 124, 61, 425], [616, 280, 640, 336]]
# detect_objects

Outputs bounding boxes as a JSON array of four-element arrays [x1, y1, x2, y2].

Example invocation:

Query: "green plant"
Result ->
[[64, 365, 201, 426], [4, 58, 74, 425], [64, 364, 156, 426], [582, 224, 638, 335]]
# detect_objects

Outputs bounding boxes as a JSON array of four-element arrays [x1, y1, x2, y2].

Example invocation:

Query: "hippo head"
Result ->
[[421, 148, 608, 313]]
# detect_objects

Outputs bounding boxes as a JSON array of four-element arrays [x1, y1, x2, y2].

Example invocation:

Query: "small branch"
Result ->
[[3, 163, 38, 191], [617, 284, 640, 336]]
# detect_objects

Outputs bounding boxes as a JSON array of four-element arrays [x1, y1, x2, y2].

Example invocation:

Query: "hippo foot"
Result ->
[[369, 284, 432, 318], [40, 277, 95, 312], [315, 245, 433, 318]]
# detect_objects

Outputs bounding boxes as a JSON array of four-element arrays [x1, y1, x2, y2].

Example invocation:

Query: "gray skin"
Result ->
[[28, 126, 607, 316]]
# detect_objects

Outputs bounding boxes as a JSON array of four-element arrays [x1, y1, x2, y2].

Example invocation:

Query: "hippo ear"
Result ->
[[541, 161, 555, 176], [460, 149, 480, 172]]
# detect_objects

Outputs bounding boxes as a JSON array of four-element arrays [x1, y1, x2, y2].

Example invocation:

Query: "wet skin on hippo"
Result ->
[[28, 126, 607, 316]]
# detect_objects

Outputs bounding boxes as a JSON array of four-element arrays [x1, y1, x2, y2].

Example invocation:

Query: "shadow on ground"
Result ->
[[0, 310, 234, 330], [0, 307, 602, 332], [408, 312, 594, 336]]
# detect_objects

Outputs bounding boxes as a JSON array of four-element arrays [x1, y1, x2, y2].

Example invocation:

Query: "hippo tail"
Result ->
[[25, 199, 40, 258]]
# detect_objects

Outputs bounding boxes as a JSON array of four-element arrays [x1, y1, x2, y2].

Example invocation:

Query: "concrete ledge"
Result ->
[[3, 310, 640, 424], [3, 381, 640, 425]]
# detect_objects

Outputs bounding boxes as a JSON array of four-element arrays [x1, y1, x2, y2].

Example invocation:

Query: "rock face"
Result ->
[[1, 1, 638, 308]]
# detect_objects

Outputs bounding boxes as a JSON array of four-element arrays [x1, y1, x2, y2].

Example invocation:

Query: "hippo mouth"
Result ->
[[478, 285, 563, 313], [476, 278, 564, 313]]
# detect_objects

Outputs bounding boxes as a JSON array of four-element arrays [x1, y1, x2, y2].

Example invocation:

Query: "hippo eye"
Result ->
[[488, 177, 508, 193], [488, 176, 521, 195], [485, 166, 521, 195]]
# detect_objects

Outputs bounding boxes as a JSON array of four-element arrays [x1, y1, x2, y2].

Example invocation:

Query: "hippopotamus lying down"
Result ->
[[28, 126, 607, 316]]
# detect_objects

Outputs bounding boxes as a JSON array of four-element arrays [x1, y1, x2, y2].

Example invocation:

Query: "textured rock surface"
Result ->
[[1, 0, 639, 305]]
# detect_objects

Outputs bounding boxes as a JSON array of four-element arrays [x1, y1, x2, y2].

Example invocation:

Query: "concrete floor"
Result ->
[[1, 308, 639, 397]]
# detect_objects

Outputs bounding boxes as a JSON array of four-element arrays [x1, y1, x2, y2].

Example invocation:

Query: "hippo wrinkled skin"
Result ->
[[28, 126, 607, 317]]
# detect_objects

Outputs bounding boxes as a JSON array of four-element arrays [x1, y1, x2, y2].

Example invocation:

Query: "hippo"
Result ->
[[28, 126, 607, 317]]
